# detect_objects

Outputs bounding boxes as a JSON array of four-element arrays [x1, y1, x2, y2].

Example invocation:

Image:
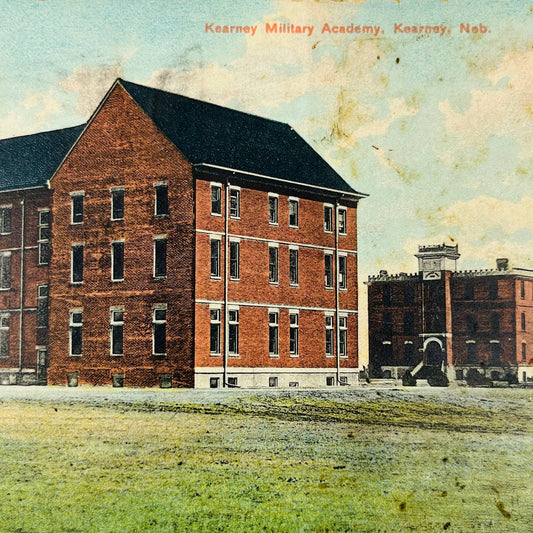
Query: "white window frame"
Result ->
[[71, 243, 84, 284], [209, 305, 221, 355], [111, 240, 125, 282], [289, 310, 299, 357], [323, 204, 333, 233], [69, 309, 83, 357], [153, 235, 167, 279], [325, 313, 334, 357], [37, 284, 48, 329], [325, 252, 333, 289], [110, 307, 124, 357], [154, 181, 169, 217], [269, 309, 279, 357], [268, 244, 279, 285], [38, 209, 51, 266], [0, 204, 12, 235], [0, 252, 11, 290], [228, 307, 239, 356], [152, 304, 167, 356], [338, 253, 347, 290], [229, 239, 240, 281], [210, 236, 221, 279], [229, 187, 241, 219], [337, 207, 347, 235], [210, 182, 222, 216], [339, 314, 348, 358], [288, 197, 299, 228], [110, 187, 125, 221], [268, 193, 278, 226], [0, 314, 9, 359], [70, 192, 85, 225], [289, 246, 299, 287]]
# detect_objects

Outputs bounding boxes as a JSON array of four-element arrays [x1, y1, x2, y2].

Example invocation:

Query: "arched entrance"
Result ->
[[425, 340, 444, 366]]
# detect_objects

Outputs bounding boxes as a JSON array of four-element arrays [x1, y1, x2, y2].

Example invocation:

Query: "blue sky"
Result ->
[[0, 0, 531, 283]]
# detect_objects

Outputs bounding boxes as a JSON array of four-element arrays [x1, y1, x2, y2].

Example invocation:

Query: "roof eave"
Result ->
[[194, 163, 368, 200]]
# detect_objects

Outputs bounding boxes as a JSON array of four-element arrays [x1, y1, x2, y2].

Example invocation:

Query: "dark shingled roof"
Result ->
[[0, 125, 85, 192], [119, 79, 364, 198]]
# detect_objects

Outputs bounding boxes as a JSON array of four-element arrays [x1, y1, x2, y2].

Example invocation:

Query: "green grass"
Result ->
[[0, 392, 532, 532]]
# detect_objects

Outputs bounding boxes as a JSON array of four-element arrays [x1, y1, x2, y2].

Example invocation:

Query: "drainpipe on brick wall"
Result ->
[[223, 179, 229, 388], [335, 199, 340, 386], [18, 198, 25, 374]]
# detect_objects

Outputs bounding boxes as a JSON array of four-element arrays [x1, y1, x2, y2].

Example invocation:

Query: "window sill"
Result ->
[[230, 216, 241, 221], [155, 214, 169, 219], [325, 354, 335, 358], [228, 354, 240, 358], [211, 212, 222, 217], [111, 354, 124, 357], [153, 276, 167, 281], [70, 282, 83, 286], [269, 222, 279, 227], [289, 283, 299, 288], [152, 353, 167, 358], [324, 229, 333, 234], [230, 278, 240, 282], [211, 276, 221, 281], [289, 225, 299, 230], [269, 281, 279, 286], [0, 232, 11, 236], [0, 288, 11, 292], [70, 222, 83, 226], [290, 354, 299, 358], [339, 233, 347, 237], [111, 218, 124, 222], [112, 279, 124, 283], [269, 354, 280, 359], [69, 354, 82, 358], [210, 353, 222, 357]]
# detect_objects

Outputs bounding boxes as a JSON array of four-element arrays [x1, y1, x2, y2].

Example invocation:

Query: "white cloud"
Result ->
[[439, 51, 533, 159], [61, 63, 123, 116]]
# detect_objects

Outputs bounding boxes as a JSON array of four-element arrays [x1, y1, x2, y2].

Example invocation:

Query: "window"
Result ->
[[338, 208, 347, 235], [269, 195, 278, 225], [71, 244, 84, 284], [382, 312, 393, 336], [521, 281, 525, 299], [228, 309, 239, 356], [111, 188, 124, 221], [466, 342, 477, 364], [338, 254, 347, 290], [110, 309, 124, 356], [269, 246, 278, 284], [324, 205, 333, 232], [111, 241, 124, 281], [269, 311, 279, 357], [0, 253, 11, 289], [154, 237, 167, 278], [210, 377, 220, 388], [227, 377, 238, 387], [289, 248, 298, 286], [489, 280, 498, 300], [210, 238, 221, 278], [339, 316, 347, 357], [490, 343, 501, 365], [37, 285, 48, 328], [404, 285, 415, 306], [521, 312, 526, 332], [491, 313, 500, 334], [230, 188, 240, 218], [154, 183, 168, 216], [466, 315, 477, 336], [403, 311, 414, 335], [38, 210, 51, 265], [71, 193, 84, 224], [326, 376, 335, 386], [289, 198, 298, 227], [229, 241, 239, 280], [210, 308, 221, 355], [289, 312, 298, 356], [0, 315, 9, 358], [211, 184, 222, 215], [383, 285, 392, 306], [325, 314, 334, 357], [269, 376, 278, 387], [153, 306, 167, 356], [69, 310, 82, 356], [0, 206, 12, 234], [381, 342, 393, 365], [325, 253, 333, 289], [464, 282, 474, 300], [522, 343, 527, 363]]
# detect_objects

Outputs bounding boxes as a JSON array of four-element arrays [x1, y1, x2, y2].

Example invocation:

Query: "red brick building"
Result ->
[[368, 244, 533, 384], [0, 79, 365, 388]]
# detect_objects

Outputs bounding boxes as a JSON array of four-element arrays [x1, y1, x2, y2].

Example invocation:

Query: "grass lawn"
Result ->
[[0, 388, 532, 532]]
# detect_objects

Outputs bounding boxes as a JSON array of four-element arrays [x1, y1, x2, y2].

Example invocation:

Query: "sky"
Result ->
[[0, 0, 531, 355]]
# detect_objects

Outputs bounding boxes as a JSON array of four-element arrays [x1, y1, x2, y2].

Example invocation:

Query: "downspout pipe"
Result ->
[[18, 198, 25, 374], [335, 198, 340, 386], [223, 178, 230, 387]]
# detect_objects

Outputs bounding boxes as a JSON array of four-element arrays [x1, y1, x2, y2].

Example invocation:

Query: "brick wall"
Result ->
[[47, 84, 195, 387]]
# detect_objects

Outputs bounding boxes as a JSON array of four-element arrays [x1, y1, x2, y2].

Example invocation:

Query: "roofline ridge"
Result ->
[[0, 123, 85, 144]]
